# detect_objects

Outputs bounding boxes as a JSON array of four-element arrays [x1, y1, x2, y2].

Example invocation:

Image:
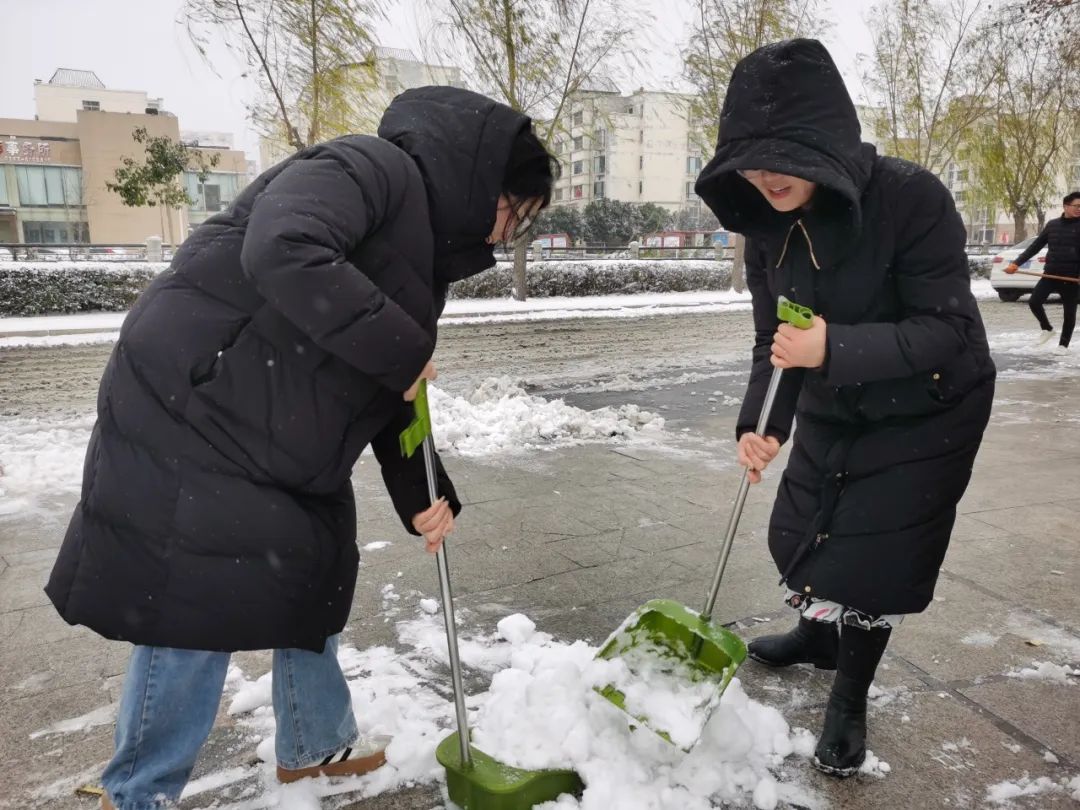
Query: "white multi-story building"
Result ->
[[258, 47, 466, 169], [548, 86, 704, 214], [34, 69, 165, 121]]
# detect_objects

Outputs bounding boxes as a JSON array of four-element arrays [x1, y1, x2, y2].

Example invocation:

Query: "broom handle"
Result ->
[[701, 365, 784, 621], [422, 436, 473, 768], [1011, 268, 1080, 284]]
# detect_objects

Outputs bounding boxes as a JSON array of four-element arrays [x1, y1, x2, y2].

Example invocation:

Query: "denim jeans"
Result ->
[[102, 635, 357, 810]]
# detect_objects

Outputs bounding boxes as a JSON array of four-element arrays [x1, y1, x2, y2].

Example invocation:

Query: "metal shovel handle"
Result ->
[[700, 365, 784, 621], [403, 380, 472, 767], [700, 296, 813, 622]]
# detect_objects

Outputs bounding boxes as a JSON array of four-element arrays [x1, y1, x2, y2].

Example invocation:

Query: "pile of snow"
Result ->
[[1006, 661, 1079, 684], [986, 773, 1080, 804], [218, 609, 824, 810], [429, 378, 665, 456], [0, 413, 93, 519]]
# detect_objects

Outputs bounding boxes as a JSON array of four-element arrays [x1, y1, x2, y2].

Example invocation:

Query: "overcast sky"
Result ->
[[0, 0, 876, 168]]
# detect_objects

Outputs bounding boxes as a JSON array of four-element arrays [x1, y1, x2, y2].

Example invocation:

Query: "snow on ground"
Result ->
[[0, 381, 664, 520], [1005, 612, 1080, 660], [961, 631, 1000, 648], [0, 412, 94, 519], [0, 280, 995, 346], [985, 773, 1080, 804], [1005, 661, 1079, 685], [990, 330, 1080, 380], [207, 608, 825, 810]]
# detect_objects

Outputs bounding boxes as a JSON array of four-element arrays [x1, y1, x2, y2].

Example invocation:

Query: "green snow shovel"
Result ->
[[595, 296, 816, 746], [400, 380, 583, 810]]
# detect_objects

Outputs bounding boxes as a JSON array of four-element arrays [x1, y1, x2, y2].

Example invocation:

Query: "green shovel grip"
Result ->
[[399, 378, 432, 459], [777, 295, 814, 329]]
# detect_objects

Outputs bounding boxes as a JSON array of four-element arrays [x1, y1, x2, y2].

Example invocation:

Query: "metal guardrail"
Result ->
[[0, 243, 174, 262]]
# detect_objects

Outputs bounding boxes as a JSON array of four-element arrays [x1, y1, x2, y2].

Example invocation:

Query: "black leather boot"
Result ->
[[747, 616, 840, 669], [813, 624, 892, 778]]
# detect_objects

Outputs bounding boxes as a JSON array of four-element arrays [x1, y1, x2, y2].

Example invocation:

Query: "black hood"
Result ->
[[378, 86, 531, 283], [695, 39, 876, 245]]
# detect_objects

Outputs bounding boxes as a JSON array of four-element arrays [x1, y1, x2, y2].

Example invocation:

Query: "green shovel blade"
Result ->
[[594, 599, 747, 747], [436, 733, 583, 810]]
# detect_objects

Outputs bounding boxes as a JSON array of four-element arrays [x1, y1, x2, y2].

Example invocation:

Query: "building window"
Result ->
[[572, 161, 583, 175], [687, 156, 703, 174], [23, 220, 90, 244], [954, 190, 967, 205], [573, 136, 583, 150], [593, 156, 606, 174], [82, 100, 100, 111], [16, 166, 83, 207], [639, 131, 644, 143], [626, 105, 635, 115], [184, 171, 246, 212], [685, 181, 697, 200], [639, 156, 644, 170], [593, 181, 605, 199], [573, 185, 584, 199], [0, 167, 8, 206], [594, 128, 607, 148], [573, 110, 584, 126], [638, 180, 643, 195], [554, 188, 564, 202]]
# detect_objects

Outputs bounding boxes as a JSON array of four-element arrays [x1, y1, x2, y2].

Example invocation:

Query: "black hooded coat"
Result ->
[[695, 40, 996, 615], [46, 87, 532, 651]]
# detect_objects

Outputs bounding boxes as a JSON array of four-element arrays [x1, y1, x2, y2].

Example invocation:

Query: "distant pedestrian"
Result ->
[[1005, 191, 1080, 353], [45, 87, 555, 810], [695, 39, 996, 778]]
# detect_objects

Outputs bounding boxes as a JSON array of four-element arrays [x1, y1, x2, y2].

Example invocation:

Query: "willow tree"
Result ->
[[965, 15, 1080, 241], [861, 0, 997, 175], [182, 0, 381, 155]]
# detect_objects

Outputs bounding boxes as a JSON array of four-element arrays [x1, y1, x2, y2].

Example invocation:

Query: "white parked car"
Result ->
[[989, 237, 1049, 302]]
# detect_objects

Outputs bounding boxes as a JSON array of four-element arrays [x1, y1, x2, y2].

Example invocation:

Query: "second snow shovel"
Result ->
[[400, 381, 583, 809], [595, 296, 815, 747]]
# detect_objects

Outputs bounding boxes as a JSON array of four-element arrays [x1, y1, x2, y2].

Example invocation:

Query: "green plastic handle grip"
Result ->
[[777, 295, 814, 329], [399, 378, 432, 459]]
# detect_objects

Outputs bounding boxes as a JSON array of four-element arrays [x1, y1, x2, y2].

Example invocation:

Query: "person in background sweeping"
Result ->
[[44, 87, 555, 810], [1005, 191, 1080, 353], [695, 39, 996, 778]]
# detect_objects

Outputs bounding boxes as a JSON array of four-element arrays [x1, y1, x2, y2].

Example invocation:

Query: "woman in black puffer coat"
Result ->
[[46, 87, 556, 808], [695, 40, 995, 777]]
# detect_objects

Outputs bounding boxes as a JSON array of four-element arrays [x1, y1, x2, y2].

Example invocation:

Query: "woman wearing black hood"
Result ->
[[45, 87, 555, 810], [695, 40, 995, 777]]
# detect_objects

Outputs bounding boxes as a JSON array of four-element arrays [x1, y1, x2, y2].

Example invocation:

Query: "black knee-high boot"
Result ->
[[812, 624, 892, 778], [747, 616, 840, 670]]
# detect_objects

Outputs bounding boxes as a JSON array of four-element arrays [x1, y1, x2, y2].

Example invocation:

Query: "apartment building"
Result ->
[[549, 86, 704, 214]]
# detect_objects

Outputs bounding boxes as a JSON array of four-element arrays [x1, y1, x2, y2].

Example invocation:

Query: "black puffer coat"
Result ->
[[1012, 216, 1080, 277], [696, 40, 996, 615], [46, 87, 532, 652]]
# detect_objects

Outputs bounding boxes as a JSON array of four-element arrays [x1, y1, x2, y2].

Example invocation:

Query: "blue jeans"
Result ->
[[102, 636, 357, 810]]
